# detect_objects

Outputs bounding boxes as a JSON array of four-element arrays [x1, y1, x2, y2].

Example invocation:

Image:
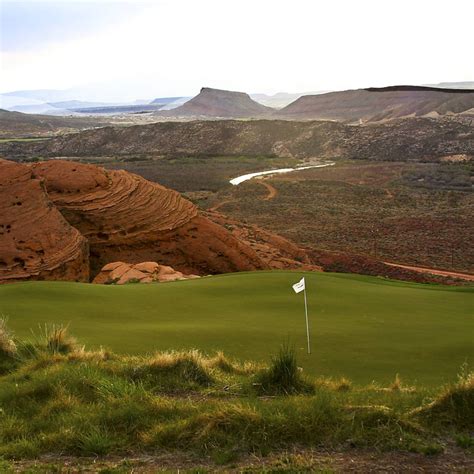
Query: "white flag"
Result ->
[[292, 277, 305, 294]]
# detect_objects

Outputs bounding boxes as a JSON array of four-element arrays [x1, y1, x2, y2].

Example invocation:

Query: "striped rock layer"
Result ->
[[0, 159, 89, 283], [29, 160, 265, 277]]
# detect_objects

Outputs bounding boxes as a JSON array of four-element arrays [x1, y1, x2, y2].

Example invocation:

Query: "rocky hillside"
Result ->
[[0, 159, 89, 283], [159, 87, 274, 118], [277, 86, 474, 122], [0, 159, 318, 283], [4, 117, 473, 162], [0, 109, 107, 138]]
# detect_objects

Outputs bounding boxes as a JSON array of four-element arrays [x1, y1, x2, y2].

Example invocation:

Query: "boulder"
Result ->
[[92, 261, 199, 285]]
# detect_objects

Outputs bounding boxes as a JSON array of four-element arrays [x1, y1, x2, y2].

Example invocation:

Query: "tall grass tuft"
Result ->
[[413, 367, 474, 429], [0, 318, 18, 374], [254, 343, 314, 395], [126, 350, 213, 391], [0, 318, 17, 358], [207, 351, 237, 373], [43, 325, 79, 355]]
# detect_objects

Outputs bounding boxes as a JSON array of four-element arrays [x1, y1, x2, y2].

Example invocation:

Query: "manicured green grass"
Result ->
[[0, 272, 472, 385]]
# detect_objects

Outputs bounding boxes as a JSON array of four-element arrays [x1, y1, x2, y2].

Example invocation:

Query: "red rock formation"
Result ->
[[1, 159, 322, 284], [31, 160, 266, 276], [92, 261, 200, 284], [0, 159, 89, 283]]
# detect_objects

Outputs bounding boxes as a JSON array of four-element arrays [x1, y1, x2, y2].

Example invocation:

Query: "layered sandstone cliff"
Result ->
[[0, 159, 89, 283], [30, 160, 266, 276]]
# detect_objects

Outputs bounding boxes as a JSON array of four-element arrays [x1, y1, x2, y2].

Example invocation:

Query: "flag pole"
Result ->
[[303, 285, 311, 354]]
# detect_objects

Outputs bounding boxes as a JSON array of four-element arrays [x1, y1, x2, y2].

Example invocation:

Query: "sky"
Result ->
[[1, 0, 473, 100]]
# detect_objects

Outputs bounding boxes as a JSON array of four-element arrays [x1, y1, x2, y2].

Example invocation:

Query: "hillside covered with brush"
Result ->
[[3, 117, 473, 162]]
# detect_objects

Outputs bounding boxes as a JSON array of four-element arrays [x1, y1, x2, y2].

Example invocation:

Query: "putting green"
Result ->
[[1, 271, 472, 385]]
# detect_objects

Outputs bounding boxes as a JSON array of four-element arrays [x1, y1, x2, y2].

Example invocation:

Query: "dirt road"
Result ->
[[385, 262, 474, 282], [258, 180, 278, 200]]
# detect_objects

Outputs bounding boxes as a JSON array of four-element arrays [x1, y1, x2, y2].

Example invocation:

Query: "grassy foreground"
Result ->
[[0, 271, 473, 386], [0, 324, 473, 465]]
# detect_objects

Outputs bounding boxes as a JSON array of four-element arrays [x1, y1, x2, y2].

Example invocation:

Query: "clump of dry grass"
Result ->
[[390, 373, 403, 391], [44, 325, 80, 355], [206, 351, 239, 373], [316, 376, 353, 392], [334, 377, 352, 392], [412, 367, 474, 429], [134, 350, 213, 386], [67, 347, 114, 362], [387, 373, 416, 393], [0, 317, 17, 358], [206, 351, 260, 375]]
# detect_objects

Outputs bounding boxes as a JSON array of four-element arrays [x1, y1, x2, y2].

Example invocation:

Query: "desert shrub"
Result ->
[[253, 344, 314, 395]]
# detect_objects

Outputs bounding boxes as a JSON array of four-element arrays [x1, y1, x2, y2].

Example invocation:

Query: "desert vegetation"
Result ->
[[205, 161, 474, 273], [0, 321, 472, 470]]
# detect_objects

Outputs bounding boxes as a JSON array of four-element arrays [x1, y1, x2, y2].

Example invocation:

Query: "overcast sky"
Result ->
[[1, 0, 473, 99]]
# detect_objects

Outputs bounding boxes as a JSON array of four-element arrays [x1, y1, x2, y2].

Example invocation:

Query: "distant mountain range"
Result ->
[[1, 81, 473, 121]]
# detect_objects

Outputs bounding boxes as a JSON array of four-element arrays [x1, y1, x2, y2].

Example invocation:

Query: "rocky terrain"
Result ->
[[276, 85, 474, 122], [158, 87, 274, 118], [0, 159, 319, 284], [0, 159, 89, 283], [4, 117, 473, 162]]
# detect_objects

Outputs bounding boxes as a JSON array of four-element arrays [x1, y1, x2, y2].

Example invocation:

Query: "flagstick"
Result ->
[[303, 286, 311, 354]]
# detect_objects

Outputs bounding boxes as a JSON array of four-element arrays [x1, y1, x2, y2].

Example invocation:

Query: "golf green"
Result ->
[[1, 271, 472, 385]]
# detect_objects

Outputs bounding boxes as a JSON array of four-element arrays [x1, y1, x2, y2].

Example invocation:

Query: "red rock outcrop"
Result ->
[[0, 159, 89, 283], [1, 159, 322, 284], [31, 160, 266, 276], [92, 261, 200, 285]]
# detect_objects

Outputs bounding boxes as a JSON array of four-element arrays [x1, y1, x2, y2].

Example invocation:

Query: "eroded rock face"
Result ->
[[92, 261, 200, 284], [0, 159, 89, 283], [31, 160, 266, 276]]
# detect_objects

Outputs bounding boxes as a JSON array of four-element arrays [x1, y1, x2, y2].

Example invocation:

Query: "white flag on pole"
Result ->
[[292, 277, 305, 294]]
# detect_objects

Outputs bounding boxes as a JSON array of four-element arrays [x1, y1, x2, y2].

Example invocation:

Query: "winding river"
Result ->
[[230, 162, 335, 185]]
